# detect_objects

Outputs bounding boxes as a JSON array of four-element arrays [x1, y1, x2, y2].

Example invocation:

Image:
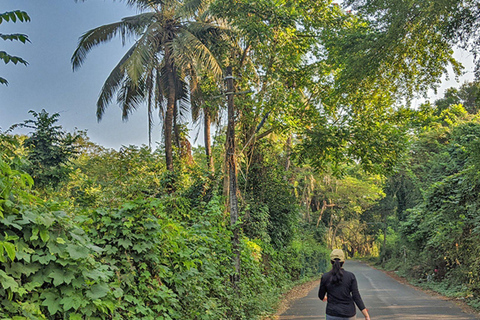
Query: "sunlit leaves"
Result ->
[[332, 0, 462, 99]]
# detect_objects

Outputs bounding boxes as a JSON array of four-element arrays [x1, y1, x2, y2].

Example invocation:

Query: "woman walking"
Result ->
[[318, 249, 371, 320]]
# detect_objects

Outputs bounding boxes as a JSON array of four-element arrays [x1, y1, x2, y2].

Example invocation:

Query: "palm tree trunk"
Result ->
[[164, 51, 175, 172], [204, 110, 214, 172], [173, 102, 181, 150], [225, 65, 240, 286]]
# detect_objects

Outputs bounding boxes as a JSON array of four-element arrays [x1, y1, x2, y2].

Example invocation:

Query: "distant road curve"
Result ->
[[279, 260, 479, 320]]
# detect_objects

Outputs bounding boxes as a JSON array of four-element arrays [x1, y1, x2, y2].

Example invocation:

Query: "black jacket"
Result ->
[[318, 269, 366, 317]]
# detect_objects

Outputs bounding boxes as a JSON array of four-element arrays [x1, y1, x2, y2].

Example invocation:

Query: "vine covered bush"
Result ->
[[0, 131, 329, 319], [0, 145, 114, 319]]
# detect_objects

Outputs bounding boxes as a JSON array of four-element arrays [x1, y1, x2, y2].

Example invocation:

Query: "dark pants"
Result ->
[[326, 315, 356, 320]]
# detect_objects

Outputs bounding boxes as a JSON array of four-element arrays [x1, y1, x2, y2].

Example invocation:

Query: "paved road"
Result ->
[[279, 261, 479, 319]]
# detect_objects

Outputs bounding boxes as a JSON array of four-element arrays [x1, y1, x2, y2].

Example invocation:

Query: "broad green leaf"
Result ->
[[39, 229, 50, 242], [116, 238, 132, 248], [3, 242, 15, 261], [30, 227, 39, 241], [40, 214, 55, 228], [86, 283, 110, 300], [113, 287, 124, 298], [66, 244, 90, 260], [121, 202, 137, 210], [15, 240, 32, 262], [41, 291, 62, 315], [21, 262, 41, 276], [34, 253, 56, 265], [69, 229, 86, 244], [48, 269, 66, 286], [69, 314, 83, 320], [0, 270, 18, 290], [24, 281, 42, 291], [60, 295, 83, 311], [83, 268, 109, 281]]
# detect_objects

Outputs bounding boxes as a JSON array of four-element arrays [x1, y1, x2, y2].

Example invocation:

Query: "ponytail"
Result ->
[[330, 259, 344, 285]]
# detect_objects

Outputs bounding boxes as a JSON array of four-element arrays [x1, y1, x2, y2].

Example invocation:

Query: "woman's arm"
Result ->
[[361, 308, 370, 320], [351, 274, 366, 311], [318, 276, 327, 301]]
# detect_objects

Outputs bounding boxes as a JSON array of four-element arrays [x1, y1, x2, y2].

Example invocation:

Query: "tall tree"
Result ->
[[0, 10, 30, 85], [435, 81, 480, 115], [209, 0, 340, 287], [11, 110, 79, 188], [72, 0, 224, 171]]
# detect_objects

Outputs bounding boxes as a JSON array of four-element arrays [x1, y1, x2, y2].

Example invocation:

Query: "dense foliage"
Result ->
[[0, 139, 114, 319], [11, 110, 79, 189], [1, 125, 329, 319], [4, 0, 480, 317], [368, 83, 480, 309]]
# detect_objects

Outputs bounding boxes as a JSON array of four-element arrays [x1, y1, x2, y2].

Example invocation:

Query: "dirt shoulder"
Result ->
[[262, 278, 320, 320]]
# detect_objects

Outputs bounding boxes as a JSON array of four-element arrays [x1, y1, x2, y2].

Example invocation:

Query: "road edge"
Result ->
[[261, 277, 321, 320], [364, 261, 480, 319]]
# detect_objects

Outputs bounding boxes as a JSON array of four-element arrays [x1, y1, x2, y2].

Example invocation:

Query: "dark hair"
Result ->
[[330, 258, 344, 285]]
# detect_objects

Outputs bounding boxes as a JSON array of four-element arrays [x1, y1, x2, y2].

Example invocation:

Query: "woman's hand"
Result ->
[[361, 308, 370, 320], [322, 297, 327, 302]]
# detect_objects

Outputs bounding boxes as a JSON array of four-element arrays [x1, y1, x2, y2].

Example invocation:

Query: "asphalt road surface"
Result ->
[[279, 261, 479, 320]]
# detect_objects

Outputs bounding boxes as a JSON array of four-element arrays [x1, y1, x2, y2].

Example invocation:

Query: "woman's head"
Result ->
[[329, 249, 345, 284], [330, 249, 345, 263]]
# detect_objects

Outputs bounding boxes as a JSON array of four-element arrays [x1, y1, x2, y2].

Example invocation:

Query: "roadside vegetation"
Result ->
[[2, 0, 480, 318], [370, 82, 480, 310]]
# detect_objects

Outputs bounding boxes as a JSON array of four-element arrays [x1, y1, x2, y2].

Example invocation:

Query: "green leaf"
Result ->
[[30, 227, 39, 241], [116, 238, 132, 248], [10, 262, 40, 277], [0, 270, 18, 290], [133, 242, 150, 253], [33, 253, 56, 265], [66, 244, 90, 260], [69, 314, 83, 320], [121, 202, 137, 210], [41, 291, 62, 315], [39, 229, 50, 242], [60, 295, 83, 311], [69, 229, 87, 244], [82, 267, 110, 281], [3, 241, 15, 261], [14, 240, 32, 262], [24, 281, 42, 291], [48, 269, 66, 286], [40, 214, 55, 228], [113, 287, 124, 298], [86, 283, 110, 300]]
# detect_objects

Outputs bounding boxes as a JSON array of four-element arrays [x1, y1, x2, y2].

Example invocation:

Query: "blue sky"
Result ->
[[1, 0, 164, 149], [0, 1, 475, 150]]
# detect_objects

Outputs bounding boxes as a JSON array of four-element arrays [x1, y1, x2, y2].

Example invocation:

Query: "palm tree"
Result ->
[[1, 10, 30, 85], [72, 0, 224, 171], [190, 70, 223, 172]]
